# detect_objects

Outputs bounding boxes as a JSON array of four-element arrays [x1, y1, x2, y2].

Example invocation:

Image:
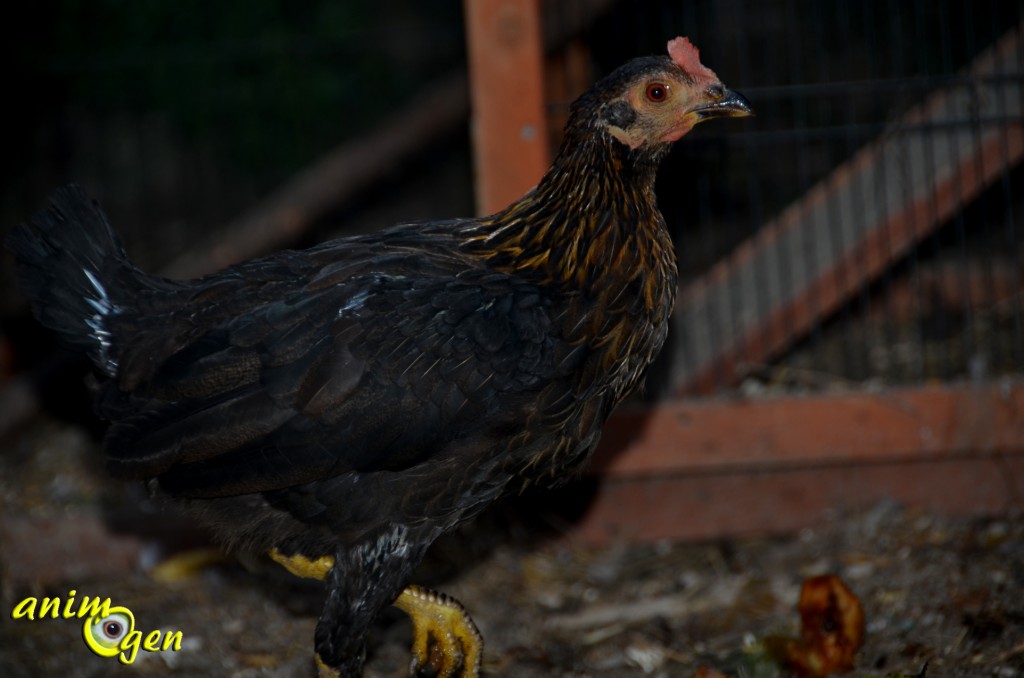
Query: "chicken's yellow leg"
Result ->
[[268, 550, 482, 677]]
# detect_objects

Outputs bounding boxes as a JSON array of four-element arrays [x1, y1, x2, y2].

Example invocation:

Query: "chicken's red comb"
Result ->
[[667, 36, 717, 82]]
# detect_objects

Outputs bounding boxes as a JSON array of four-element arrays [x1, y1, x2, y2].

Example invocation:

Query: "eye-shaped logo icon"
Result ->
[[82, 606, 135, 657]]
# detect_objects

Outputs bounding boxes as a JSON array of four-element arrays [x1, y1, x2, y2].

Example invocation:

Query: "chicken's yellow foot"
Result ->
[[268, 549, 336, 580], [394, 584, 482, 677], [269, 552, 480, 676], [315, 653, 340, 677]]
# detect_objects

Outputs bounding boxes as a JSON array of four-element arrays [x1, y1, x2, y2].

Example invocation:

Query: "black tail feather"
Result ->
[[6, 184, 140, 377]]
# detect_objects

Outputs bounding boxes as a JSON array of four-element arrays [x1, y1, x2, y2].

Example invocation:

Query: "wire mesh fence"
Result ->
[[548, 0, 1024, 395]]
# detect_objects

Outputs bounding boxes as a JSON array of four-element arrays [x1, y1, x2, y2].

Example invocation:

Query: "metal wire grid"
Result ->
[[549, 0, 1024, 393]]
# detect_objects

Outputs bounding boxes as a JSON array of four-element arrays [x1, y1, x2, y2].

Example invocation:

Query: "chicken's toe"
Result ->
[[394, 585, 482, 677]]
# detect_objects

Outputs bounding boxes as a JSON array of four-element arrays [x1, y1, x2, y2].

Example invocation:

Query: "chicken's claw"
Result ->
[[268, 549, 335, 580], [394, 585, 483, 677]]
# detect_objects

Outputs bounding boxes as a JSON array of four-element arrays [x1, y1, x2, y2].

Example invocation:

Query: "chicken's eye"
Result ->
[[645, 82, 669, 103]]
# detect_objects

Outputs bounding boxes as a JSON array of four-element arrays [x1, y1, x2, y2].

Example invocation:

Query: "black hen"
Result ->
[[7, 37, 751, 676]]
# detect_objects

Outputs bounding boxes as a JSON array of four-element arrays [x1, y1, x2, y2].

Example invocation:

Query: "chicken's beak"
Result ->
[[691, 88, 754, 120]]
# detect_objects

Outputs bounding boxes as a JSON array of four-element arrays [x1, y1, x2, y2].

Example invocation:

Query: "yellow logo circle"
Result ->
[[82, 606, 135, 658]]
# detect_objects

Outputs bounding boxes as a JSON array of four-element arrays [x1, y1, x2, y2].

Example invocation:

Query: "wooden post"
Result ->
[[464, 0, 550, 215]]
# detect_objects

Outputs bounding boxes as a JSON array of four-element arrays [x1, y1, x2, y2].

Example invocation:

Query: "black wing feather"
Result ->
[[104, 255, 558, 498]]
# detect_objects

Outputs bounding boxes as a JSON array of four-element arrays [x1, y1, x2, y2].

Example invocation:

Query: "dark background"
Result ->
[[3, 0, 1022, 395]]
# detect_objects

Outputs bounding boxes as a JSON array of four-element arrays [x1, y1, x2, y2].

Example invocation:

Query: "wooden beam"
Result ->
[[593, 381, 1024, 475], [570, 381, 1024, 543], [162, 73, 470, 279], [464, 0, 550, 215], [573, 455, 1024, 544], [675, 24, 1024, 395]]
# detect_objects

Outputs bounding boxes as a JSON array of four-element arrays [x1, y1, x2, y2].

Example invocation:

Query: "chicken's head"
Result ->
[[592, 37, 752, 152]]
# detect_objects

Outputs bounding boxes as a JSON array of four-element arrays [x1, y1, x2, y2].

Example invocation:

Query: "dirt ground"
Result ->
[[1, 416, 1022, 677]]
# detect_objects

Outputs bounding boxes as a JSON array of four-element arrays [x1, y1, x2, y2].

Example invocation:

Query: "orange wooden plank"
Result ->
[[569, 381, 1024, 544], [464, 0, 550, 215], [592, 382, 1024, 476], [572, 455, 1024, 544]]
